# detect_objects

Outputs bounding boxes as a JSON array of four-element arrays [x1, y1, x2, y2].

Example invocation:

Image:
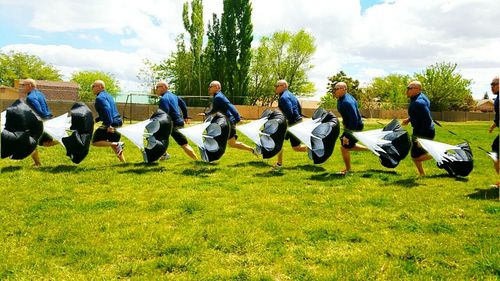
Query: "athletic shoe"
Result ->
[[116, 142, 125, 156]]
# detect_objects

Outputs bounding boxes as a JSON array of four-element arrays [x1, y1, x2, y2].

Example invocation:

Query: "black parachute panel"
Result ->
[[308, 108, 340, 164], [61, 102, 94, 164], [143, 109, 173, 163], [258, 109, 287, 159], [1, 99, 43, 160], [437, 142, 473, 177], [378, 119, 411, 168], [200, 113, 229, 162]]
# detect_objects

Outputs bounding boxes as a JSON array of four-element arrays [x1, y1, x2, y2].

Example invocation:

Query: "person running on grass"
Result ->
[[155, 80, 198, 160], [488, 75, 499, 187], [23, 78, 58, 166], [333, 82, 368, 175], [274, 79, 307, 169], [91, 80, 125, 162], [402, 80, 435, 176]]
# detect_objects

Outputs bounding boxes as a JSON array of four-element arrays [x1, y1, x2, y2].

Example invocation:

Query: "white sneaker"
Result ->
[[116, 142, 125, 156], [159, 153, 171, 161]]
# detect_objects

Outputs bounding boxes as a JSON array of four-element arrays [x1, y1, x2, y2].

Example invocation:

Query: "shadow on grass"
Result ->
[[309, 172, 347, 181], [1, 166, 22, 173], [254, 170, 285, 177], [427, 173, 469, 182], [287, 164, 326, 172], [392, 178, 420, 188], [38, 165, 91, 173], [229, 161, 270, 168], [181, 167, 220, 177], [467, 187, 499, 200], [118, 162, 167, 174], [366, 169, 399, 175]]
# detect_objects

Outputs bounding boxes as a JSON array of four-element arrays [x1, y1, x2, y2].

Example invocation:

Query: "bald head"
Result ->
[[275, 80, 289, 94], [155, 80, 169, 95], [208, 80, 221, 96], [406, 81, 422, 98], [91, 80, 106, 95], [333, 82, 348, 98], [492, 76, 499, 95], [21, 78, 37, 94]]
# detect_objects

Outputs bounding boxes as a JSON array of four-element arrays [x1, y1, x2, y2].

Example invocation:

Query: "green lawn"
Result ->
[[0, 120, 498, 280]]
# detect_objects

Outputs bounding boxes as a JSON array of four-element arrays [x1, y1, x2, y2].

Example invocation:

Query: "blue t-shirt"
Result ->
[[26, 89, 52, 119], [94, 91, 122, 127], [408, 92, 435, 137], [494, 94, 498, 127], [159, 91, 188, 127], [278, 89, 302, 124], [206, 91, 240, 124], [337, 93, 363, 131]]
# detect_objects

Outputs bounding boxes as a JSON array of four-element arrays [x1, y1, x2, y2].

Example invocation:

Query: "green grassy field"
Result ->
[[0, 120, 498, 280]]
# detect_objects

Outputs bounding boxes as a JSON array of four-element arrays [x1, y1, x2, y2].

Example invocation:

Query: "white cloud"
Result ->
[[1, 0, 499, 100]]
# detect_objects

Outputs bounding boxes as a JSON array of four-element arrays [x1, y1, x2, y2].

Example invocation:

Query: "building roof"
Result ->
[[17, 79, 79, 89], [477, 99, 494, 106]]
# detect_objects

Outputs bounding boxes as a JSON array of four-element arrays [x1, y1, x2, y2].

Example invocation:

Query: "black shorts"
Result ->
[[38, 132, 54, 146], [172, 126, 188, 146], [228, 123, 238, 140], [340, 131, 358, 149], [285, 131, 302, 147], [92, 127, 121, 143], [411, 131, 435, 158], [492, 135, 499, 154]]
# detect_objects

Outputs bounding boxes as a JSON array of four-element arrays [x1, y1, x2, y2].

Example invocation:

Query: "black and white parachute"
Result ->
[[353, 119, 411, 168], [287, 108, 340, 164], [60, 103, 94, 164], [1, 99, 43, 159], [116, 109, 172, 163], [237, 109, 287, 159], [417, 138, 473, 177], [179, 112, 229, 162]]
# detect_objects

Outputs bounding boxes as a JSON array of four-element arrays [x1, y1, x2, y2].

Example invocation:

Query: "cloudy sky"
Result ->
[[1, 0, 499, 100]]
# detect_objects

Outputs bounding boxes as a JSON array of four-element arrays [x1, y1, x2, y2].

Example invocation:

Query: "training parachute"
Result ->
[[179, 112, 229, 162], [417, 138, 473, 177], [353, 119, 411, 168], [0, 111, 5, 132], [1, 99, 43, 159], [237, 109, 287, 159], [287, 108, 340, 164], [116, 109, 172, 163], [61, 103, 94, 164]]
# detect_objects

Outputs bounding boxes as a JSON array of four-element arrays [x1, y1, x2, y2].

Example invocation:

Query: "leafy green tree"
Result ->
[[205, 13, 225, 86], [183, 0, 205, 97], [0, 51, 61, 87], [320, 71, 360, 109], [221, 0, 253, 104], [248, 30, 316, 106], [414, 62, 474, 111], [70, 71, 120, 102], [366, 73, 412, 109]]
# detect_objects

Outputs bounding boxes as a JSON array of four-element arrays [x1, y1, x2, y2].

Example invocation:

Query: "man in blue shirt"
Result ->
[[275, 79, 307, 169], [91, 80, 125, 162], [155, 81, 198, 160], [402, 80, 435, 176], [204, 80, 256, 156], [488, 76, 499, 187], [334, 82, 368, 175], [23, 78, 58, 166]]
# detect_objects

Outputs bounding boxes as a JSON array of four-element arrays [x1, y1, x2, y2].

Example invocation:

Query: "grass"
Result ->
[[0, 120, 498, 280]]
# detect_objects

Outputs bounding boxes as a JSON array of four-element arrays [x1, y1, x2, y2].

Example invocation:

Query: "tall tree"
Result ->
[[414, 62, 474, 111], [205, 13, 225, 87], [320, 71, 359, 109], [366, 73, 412, 109], [221, 0, 253, 104], [183, 0, 204, 97], [0, 51, 61, 87], [248, 30, 316, 106], [70, 70, 120, 102]]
